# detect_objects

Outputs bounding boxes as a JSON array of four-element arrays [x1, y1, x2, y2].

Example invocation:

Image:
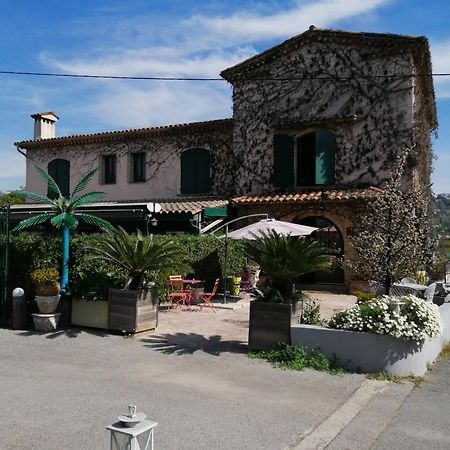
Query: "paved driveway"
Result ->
[[0, 322, 365, 450]]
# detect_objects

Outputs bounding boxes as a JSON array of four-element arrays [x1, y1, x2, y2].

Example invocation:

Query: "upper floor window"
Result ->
[[273, 129, 336, 188], [101, 154, 116, 184], [180, 148, 211, 195], [47, 159, 70, 198], [129, 152, 146, 182]]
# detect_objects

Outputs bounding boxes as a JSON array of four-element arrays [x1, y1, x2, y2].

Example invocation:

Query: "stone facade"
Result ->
[[222, 28, 436, 195]]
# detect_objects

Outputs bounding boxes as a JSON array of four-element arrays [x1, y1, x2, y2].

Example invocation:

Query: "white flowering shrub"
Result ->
[[328, 295, 443, 342]]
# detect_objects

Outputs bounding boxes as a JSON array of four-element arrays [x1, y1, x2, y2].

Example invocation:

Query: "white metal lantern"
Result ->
[[107, 406, 157, 450]]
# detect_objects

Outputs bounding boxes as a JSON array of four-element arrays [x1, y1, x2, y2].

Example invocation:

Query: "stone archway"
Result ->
[[295, 215, 345, 285]]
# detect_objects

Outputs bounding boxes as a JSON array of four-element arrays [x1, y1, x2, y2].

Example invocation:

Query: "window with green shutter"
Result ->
[[47, 159, 70, 198], [130, 152, 146, 182], [180, 148, 211, 195], [273, 129, 336, 188], [273, 134, 295, 187], [101, 155, 116, 184]]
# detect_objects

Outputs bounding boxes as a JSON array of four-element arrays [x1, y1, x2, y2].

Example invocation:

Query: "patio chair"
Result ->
[[198, 278, 220, 312], [167, 279, 192, 310], [401, 277, 417, 284], [248, 267, 261, 288], [423, 283, 437, 303]]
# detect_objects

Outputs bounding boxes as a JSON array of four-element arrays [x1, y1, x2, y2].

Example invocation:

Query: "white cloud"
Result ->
[[188, 0, 391, 43], [90, 81, 233, 128], [40, 0, 394, 129]]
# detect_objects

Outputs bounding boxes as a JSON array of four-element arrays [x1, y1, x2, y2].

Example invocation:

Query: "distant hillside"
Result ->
[[433, 194, 450, 236]]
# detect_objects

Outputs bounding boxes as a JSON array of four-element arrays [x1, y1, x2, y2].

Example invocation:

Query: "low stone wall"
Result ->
[[291, 304, 450, 376]]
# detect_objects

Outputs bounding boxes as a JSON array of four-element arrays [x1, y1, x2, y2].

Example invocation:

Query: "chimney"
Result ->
[[31, 112, 59, 139]]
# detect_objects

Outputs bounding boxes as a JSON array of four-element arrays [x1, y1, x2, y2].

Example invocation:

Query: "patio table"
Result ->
[[182, 279, 203, 307], [393, 282, 428, 292]]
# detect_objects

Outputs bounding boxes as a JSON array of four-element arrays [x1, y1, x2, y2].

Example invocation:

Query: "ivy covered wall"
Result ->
[[223, 31, 436, 195], [23, 120, 234, 200]]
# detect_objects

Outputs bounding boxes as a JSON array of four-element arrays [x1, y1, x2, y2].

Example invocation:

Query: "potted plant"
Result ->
[[31, 267, 61, 314], [245, 231, 332, 350], [87, 227, 187, 333]]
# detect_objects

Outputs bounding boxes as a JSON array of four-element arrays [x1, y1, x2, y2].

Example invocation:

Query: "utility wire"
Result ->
[[0, 70, 450, 81]]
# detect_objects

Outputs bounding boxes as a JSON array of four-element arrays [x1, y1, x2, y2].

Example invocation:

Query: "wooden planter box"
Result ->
[[71, 299, 109, 329], [109, 288, 158, 333], [248, 301, 293, 350]]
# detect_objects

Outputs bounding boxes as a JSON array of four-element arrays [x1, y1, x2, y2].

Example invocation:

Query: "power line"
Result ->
[[0, 69, 450, 81]]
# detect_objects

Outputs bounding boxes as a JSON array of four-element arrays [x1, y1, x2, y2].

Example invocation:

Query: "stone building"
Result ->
[[14, 27, 437, 290]]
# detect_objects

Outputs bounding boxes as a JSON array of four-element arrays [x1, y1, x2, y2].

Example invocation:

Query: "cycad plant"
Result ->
[[245, 231, 332, 301], [87, 226, 188, 290], [13, 165, 114, 292]]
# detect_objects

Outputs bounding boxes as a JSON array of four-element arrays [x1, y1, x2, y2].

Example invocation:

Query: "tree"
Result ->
[[0, 191, 25, 207], [245, 230, 332, 300], [86, 226, 188, 290], [347, 150, 436, 294], [13, 166, 115, 292]]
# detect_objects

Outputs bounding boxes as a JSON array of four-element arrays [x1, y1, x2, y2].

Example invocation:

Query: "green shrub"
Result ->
[[301, 298, 323, 325], [249, 344, 343, 374]]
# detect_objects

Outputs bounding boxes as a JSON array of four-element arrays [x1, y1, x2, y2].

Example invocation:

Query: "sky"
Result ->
[[0, 0, 449, 193]]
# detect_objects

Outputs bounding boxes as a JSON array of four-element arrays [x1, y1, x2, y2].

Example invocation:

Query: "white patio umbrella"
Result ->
[[225, 218, 317, 240]]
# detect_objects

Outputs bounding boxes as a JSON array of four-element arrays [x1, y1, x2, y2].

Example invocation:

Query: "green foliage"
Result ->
[[13, 166, 114, 232], [250, 286, 306, 305], [0, 191, 25, 207], [301, 298, 323, 325], [86, 227, 188, 290], [245, 231, 332, 299], [70, 234, 125, 300], [1, 231, 247, 301], [352, 290, 377, 304], [249, 344, 343, 374]]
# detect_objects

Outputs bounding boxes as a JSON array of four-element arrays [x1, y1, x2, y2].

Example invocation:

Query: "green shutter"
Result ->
[[48, 159, 70, 198], [181, 148, 211, 194], [273, 134, 294, 187], [315, 129, 335, 185]]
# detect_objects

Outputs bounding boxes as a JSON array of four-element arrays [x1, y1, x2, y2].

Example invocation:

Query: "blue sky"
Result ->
[[0, 0, 449, 193]]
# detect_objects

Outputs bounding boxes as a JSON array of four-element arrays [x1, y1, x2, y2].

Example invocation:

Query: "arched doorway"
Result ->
[[295, 216, 345, 285]]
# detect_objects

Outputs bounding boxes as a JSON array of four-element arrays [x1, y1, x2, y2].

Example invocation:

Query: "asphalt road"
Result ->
[[0, 328, 365, 450], [372, 356, 450, 450]]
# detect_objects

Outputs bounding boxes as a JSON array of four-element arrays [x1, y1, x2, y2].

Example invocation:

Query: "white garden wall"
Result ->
[[291, 304, 450, 376]]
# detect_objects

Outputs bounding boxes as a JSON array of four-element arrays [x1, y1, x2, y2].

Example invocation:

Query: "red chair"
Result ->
[[167, 279, 192, 310], [198, 278, 220, 312]]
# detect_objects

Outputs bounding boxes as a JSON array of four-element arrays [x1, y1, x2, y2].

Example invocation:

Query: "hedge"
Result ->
[[1, 232, 247, 302]]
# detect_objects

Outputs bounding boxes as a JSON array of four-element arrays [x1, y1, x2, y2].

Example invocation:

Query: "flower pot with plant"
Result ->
[[32, 267, 61, 313], [245, 231, 332, 350], [87, 227, 188, 333]]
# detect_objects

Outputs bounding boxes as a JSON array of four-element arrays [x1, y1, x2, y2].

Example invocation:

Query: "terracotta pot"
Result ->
[[35, 283, 61, 296], [35, 295, 61, 314]]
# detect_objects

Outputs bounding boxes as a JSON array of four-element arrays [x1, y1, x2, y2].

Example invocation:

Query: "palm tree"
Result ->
[[13, 165, 115, 292], [245, 230, 333, 300], [86, 226, 188, 290]]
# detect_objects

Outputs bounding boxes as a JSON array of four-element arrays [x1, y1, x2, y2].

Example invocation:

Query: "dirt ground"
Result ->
[[146, 292, 357, 350]]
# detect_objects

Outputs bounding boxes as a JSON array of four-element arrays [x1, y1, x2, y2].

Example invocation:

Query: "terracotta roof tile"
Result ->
[[15, 118, 233, 149], [231, 187, 380, 204]]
